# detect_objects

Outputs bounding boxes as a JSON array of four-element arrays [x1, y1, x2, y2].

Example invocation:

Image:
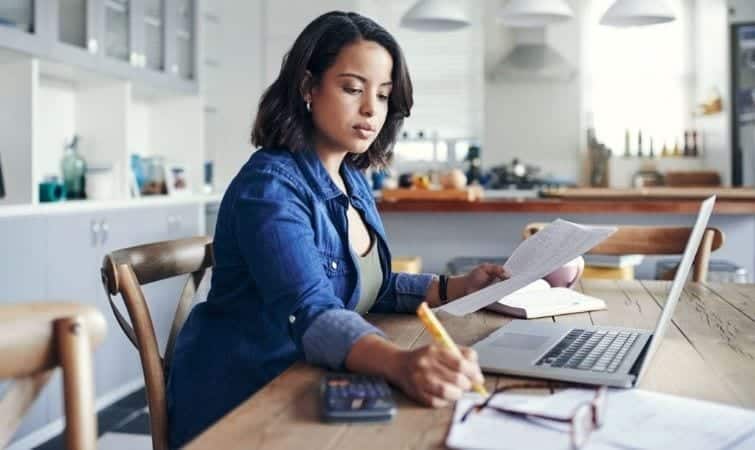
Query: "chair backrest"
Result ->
[[522, 224, 724, 282], [0, 302, 106, 450], [100, 236, 213, 450]]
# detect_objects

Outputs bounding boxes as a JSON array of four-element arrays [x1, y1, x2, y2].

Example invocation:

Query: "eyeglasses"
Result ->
[[460, 383, 607, 449]]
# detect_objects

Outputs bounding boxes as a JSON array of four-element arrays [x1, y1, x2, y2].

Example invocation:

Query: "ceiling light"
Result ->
[[400, 0, 470, 32], [499, 0, 574, 28], [600, 0, 676, 27]]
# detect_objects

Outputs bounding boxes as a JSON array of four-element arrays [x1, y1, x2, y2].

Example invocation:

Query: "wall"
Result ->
[[694, 0, 732, 185], [729, 0, 755, 23], [482, 0, 582, 182]]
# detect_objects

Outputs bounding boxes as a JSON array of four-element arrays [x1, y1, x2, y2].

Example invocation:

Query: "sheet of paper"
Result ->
[[446, 393, 621, 450], [519, 389, 755, 450], [437, 219, 616, 316]]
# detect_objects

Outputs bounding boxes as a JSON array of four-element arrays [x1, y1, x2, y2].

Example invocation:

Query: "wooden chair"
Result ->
[[100, 236, 213, 450], [522, 224, 725, 282], [0, 302, 106, 450]]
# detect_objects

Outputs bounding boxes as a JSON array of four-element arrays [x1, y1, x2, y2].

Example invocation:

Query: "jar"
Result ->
[[86, 165, 114, 200]]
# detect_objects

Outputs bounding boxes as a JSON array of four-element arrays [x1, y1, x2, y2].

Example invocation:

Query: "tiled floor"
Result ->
[[35, 388, 150, 450]]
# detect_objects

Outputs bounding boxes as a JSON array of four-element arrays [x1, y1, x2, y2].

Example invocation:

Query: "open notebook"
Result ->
[[485, 279, 606, 319]]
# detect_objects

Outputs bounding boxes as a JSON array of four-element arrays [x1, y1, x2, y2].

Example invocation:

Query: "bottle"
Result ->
[[624, 129, 631, 157], [683, 130, 690, 157], [648, 137, 655, 158], [61, 135, 87, 199], [691, 130, 699, 157], [661, 141, 669, 157], [637, 129, 643, 157], [673, 138, 681, 157]]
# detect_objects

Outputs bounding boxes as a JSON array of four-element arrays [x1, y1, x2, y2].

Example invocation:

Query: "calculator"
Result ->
[[320, 373, 397, 423]]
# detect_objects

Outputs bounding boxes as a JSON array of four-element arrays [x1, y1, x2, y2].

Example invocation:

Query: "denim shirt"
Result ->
[[166, 147, 434, 447]]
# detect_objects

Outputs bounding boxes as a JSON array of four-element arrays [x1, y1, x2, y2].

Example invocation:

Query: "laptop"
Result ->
[[472, 196, 717, 388]]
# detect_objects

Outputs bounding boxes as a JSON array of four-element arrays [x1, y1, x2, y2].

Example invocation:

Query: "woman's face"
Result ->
[[309, 39, 393, 155]]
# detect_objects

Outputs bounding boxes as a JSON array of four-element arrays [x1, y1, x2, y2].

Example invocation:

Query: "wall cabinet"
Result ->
[[1, 204, 201, 447], [0, 0, 198, 93]]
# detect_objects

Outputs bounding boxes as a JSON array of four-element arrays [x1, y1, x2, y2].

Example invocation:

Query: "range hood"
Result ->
[[489, 28, 575, 82]]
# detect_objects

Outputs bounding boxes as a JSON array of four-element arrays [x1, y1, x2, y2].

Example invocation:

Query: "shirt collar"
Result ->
[[293, 149, 369, 202]]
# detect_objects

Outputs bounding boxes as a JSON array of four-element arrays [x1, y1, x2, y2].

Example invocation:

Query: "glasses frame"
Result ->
[[460, 383, 607, 450]]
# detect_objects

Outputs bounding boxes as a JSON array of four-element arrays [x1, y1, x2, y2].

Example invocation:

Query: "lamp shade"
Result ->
[[600, 0, 676, 27], [499, 0, 574, 28], [400, 0, 470, 31]]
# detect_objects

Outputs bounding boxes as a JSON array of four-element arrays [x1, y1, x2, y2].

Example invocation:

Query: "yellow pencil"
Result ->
[[416, 302, 489, 397]]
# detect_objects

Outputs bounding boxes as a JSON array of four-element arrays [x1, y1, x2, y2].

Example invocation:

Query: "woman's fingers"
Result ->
[[434, 346, 484, 388]]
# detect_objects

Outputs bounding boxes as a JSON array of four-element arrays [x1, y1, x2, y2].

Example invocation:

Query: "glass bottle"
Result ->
[[637, 129, 643, 157], [61, 135, 87, 199], [624, 129, 631, 157]]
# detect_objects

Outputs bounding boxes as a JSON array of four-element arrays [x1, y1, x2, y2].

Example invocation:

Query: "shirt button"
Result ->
[[331, 261, 338, 270], [288, 315, 296, 324]]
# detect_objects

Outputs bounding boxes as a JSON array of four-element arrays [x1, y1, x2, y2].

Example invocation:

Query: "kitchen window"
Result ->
[[581, 0, 694, 156]]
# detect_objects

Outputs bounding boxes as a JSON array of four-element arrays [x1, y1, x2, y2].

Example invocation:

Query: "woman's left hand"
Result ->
[[459, 263, 509, 296]]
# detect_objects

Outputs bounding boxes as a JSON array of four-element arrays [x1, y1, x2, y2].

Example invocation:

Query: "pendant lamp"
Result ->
[[499, 0, 574, 28], [400, 0, 470, 31], [600, 0, 676, 27]]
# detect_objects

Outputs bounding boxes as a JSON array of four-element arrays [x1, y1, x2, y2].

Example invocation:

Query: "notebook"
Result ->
[[485, 279, 606, 319]]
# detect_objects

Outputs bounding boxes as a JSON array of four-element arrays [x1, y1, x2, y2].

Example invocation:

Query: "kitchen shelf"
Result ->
[[0, 193, 223, 218]]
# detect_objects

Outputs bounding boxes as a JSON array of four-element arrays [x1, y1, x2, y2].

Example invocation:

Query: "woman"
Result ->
[[167, 11, 507, 447]]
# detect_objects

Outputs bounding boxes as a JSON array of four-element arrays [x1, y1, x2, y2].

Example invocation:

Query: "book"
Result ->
[[437, 219, 617, 316], [485, 279, 607, 319], [583, 254, 644, 268]]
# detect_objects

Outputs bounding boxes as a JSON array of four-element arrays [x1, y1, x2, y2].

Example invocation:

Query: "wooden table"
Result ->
[[186, 280, 755, 449]]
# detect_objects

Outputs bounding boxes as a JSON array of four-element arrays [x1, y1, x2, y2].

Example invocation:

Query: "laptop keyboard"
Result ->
[[536, 329, 640, 373]]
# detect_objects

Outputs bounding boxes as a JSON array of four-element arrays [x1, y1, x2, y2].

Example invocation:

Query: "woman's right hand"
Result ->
[[390, 344, 484, 408]]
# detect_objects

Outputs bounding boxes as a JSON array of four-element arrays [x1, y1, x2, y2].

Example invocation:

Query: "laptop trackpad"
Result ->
[[491, 333, 550, 350]]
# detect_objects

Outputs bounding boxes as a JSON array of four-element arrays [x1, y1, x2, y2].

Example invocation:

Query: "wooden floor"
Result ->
[[186, 280, 755, 449]]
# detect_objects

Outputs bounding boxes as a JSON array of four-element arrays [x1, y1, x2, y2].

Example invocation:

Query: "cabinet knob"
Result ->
[[100, 219, 109, 246], [90, 219, 101, 247]]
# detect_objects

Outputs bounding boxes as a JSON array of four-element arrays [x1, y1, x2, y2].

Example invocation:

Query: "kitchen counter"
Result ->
[[377, 188, 755, 215]]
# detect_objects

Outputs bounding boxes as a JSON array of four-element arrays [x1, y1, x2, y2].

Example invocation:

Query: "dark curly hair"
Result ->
[[251, 11, 413, 170]]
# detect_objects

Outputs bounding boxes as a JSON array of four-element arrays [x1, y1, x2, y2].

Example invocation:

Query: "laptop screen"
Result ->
[[635, 196, 716, 383]]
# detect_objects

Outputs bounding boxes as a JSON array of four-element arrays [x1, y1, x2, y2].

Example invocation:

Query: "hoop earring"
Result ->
[[306, 101, 311, 112]]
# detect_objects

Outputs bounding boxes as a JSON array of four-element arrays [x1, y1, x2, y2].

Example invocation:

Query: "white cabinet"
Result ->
[[2, 203, 202, 447], [0, 216, 52, 442]]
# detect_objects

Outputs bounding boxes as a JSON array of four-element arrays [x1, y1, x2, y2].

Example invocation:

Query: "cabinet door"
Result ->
[[44, 212, 109, 424], [165, 0, 195, 80], [0, 0, 45, 53], [142, 0, 167, 72], [0, 216, 52, 444], [51, 0, 102, 69]]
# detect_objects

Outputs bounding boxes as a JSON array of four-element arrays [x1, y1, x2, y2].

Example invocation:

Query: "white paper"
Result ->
[[518, 389, 755, 450], [446, 393, 621, 450], [437, 219, 616, 316]]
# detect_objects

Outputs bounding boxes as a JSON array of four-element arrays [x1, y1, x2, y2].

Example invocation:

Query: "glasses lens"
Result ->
[[572, 404, 592, 449], [593, 387, 607, 427]]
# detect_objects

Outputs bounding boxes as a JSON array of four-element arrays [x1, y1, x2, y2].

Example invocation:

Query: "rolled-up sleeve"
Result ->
[[234, 167, 382, 370], [302, 309, 385, 369], [370, 272, 435, 314]]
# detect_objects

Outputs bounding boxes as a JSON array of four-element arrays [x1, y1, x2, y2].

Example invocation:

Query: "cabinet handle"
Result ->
[[100, 219, 109, 246], [90, 219, 101, 247], [87, 39, 98, 54]]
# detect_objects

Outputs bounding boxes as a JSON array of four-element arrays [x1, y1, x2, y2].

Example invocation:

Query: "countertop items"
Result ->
[[377, 188, 755, 214]]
